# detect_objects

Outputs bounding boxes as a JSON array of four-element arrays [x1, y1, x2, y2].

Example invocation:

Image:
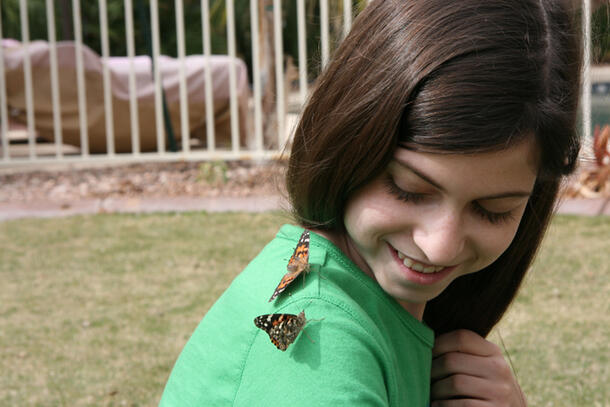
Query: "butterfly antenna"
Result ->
[[497, 329, 527, 407]]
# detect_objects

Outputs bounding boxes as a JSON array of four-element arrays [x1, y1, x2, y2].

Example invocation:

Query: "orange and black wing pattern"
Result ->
[[268, 230, 310, 302], [253, 311, 307, 351]]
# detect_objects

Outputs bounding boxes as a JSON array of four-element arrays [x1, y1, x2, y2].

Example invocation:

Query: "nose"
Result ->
[[412, 210, 466, 266]]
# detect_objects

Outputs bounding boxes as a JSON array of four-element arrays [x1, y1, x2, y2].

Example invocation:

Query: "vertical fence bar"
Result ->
[[124, 0, 140, 154], [273, 0, 285, 146], [46, 0, 64, 158], [99, 0, 115, 155], [320, 0, 329, 69], [201, 0, 215, 150], [582, 0, 592, 157], [72, 0, 89, 156], [226, 0, 240, 152], [343, 0, 352, 39], [250, 0, 263, 151], [297, 0, 307, 106], [175, 0, 190, 152], [19, 0, 36, 158], [150, 0, 166, 153], [0, 6, 9, 160]]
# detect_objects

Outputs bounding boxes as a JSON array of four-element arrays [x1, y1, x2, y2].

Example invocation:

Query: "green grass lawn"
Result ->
[[1, 212, 608, 406]]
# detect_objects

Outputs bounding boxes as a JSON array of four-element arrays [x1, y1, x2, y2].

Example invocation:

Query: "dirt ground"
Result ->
[[0, 160, 287, 203]]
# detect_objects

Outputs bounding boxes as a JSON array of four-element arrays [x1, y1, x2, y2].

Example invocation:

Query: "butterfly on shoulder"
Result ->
[[253, 311, 310, 351], [268, 230, 311, 302]]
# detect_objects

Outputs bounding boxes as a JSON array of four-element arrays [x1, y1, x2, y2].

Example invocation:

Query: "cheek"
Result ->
[[344, 183, 395, 232], [475, 221, 522, 267], [344, 201, 388, 243]]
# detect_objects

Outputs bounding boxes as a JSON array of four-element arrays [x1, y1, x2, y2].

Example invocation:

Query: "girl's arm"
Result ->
[[430, 329, 527, 407]]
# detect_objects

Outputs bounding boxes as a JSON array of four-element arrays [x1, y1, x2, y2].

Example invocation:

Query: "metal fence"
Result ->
[[0, 0, 596, 168], [0, 0, 368, 167]]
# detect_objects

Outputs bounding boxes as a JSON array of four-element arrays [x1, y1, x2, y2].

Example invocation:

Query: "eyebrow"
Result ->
[[392, 158, 533, 200]]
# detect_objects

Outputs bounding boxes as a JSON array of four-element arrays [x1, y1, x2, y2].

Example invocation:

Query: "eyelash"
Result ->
[[384, 175, 426, 203], [471, 202, 515, 224], [383, 175, 515, 225]]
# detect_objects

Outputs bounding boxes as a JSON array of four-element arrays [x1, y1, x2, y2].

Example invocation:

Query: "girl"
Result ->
[[160, 0, 581, 405]]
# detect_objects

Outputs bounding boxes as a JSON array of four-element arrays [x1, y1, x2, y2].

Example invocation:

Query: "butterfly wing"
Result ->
[[254, 313, 287, 350], [267, 270, 300, 303], [268, 231, 311, 302], [286, 230, 310, 273], [254, 312, 307, 351]]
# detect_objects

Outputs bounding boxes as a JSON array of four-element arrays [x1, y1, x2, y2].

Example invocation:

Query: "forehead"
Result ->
[[391, 139, 539, 193]]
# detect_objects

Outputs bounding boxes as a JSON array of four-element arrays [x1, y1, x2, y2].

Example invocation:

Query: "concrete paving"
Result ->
[[556, 197, 610, 217], [0, 195, 608, 222], [0, 195, 287, 221]]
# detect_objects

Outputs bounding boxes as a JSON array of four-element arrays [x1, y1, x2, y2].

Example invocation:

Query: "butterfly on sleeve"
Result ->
[[268, 230, 310, 302], [253, 311, 308, 351]]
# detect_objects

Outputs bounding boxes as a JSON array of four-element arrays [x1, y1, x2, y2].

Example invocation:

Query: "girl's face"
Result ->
[[339, 140, 539, 320]]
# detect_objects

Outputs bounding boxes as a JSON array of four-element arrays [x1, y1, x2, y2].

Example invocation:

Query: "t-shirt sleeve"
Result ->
[[233, 301, 389, 406]]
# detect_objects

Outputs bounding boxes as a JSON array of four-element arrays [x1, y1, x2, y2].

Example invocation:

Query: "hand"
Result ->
[[430, 329, 527, 407]]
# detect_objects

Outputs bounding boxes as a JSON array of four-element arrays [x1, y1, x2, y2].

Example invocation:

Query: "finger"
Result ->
[[431, 352, 503, 381], [431, 399, 492, 407], [433, 329, 502, 358], [431, 373, 509, 402]]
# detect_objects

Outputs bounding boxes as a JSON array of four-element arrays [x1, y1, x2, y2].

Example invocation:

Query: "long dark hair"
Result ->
[[286, 0, 582, 336]]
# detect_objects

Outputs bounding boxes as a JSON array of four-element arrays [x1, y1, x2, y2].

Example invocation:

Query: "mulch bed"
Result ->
[[0, 160, 287, 203]]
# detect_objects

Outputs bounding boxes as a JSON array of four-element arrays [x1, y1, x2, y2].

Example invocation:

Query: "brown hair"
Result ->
[[286, 0, 582, 336]]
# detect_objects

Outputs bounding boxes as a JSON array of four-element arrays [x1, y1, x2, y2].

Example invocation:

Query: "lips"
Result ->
[[396, 250, 445, 274], [387, 243, 458, 287]]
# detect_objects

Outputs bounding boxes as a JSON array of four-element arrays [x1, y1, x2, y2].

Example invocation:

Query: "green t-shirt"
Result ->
[[160, 224, 434, 406]]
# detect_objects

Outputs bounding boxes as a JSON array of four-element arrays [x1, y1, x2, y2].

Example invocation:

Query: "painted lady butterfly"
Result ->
[[268, 230, 310, 302], [253, 311, 308, 351]]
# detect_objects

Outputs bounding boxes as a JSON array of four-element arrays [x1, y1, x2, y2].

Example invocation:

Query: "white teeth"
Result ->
[[397, 250, 444, 273], [411, 262, 425, 272]]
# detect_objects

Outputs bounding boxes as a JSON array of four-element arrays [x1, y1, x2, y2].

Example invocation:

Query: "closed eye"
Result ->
[[383, 174, 427, 203], [472, 202, 516, 224]]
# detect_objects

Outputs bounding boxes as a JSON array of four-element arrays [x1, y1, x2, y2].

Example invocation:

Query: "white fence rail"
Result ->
[[0, 0, 597, 168]]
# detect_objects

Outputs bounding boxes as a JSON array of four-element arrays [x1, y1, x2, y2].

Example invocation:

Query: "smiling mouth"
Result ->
[[395, 250, 446, 274]]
